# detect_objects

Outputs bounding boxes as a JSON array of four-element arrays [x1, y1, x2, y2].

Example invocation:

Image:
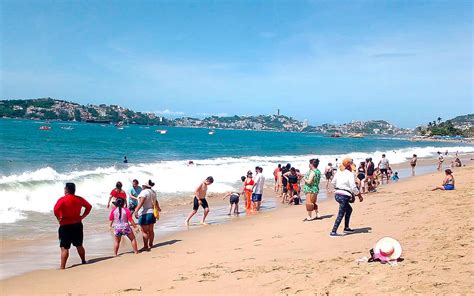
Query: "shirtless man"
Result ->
[[185, 176, 214, 225]]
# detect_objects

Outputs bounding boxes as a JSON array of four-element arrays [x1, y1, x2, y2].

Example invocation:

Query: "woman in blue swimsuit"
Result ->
[[432, 169, 455, 191]]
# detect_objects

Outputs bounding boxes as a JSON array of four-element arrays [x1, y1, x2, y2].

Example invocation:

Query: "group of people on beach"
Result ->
[[53, 152, 459, 269]]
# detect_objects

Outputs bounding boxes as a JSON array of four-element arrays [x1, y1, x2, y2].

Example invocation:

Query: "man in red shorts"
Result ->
[[53, 183, 92, 269]]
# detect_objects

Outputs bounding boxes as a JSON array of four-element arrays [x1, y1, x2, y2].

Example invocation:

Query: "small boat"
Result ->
[[208, 130, 215, 135], [39, 126, 51, 130], [156, 129, 167, 134], [117, 127, 124, 130], [60, 126, 74, 130], [348, 133, 364, 138], [330, 132, 341, 138]]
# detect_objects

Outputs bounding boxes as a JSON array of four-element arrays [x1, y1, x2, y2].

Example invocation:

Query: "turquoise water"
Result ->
[[1, 118, 473, 224]]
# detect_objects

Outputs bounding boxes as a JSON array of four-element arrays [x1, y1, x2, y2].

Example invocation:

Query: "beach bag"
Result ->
[[153, 205, 160, 220]]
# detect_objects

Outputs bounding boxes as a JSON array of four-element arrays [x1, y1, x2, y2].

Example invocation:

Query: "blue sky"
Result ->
[[1, 0, 472, 127]]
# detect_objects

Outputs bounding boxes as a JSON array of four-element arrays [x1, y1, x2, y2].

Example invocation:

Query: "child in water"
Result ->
[[391, 172, 399, 182], [109, 198, 139, 256], [222, 176, 246, 215]]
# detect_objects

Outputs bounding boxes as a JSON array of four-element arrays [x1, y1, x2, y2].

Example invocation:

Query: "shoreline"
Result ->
[[1, 161, 473, 294], [1, 154, 472, 280]]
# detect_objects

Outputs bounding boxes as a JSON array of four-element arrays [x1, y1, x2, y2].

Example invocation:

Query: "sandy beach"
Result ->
[[1, 158, 473, 295]]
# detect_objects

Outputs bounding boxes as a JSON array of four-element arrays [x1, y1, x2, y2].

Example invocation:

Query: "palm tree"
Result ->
[[428, 122, 432, 127], [437, 117, 442, 124]]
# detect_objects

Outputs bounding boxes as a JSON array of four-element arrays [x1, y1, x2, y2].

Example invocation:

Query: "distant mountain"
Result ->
[[0, 98, 415, 135], [415, 114, 473, 137], [0, 98, 171, 126]]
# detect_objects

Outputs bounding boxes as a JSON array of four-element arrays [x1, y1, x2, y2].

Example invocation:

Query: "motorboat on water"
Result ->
[[60, 126, 74, 130], [208, 130, 215, 135], [156, 129, 167, 134], [39, 126, 51, 130]]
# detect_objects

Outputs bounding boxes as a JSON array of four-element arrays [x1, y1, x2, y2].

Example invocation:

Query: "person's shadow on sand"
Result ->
[[343, 227, 372, 235], [151, 239, 182, 249]]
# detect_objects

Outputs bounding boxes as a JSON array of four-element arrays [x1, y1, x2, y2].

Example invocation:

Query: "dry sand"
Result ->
[[1, 164, 473, 295]]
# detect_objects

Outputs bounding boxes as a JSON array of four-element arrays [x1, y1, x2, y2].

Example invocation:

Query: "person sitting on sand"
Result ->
[[432, 169, 455, 191], [222, 176, 245, 215], [109, 198, 139, 256], [391, 172, 399, 182], [53, 183, 92, 269], [451, 157, 462, 168], [108, 181, 127, 208], [134, 180, 161, 251], [288, 189, 301, 205], [303, 159, 321, 221], [330, 158, 363, 236], [185, 176, 214, 225]]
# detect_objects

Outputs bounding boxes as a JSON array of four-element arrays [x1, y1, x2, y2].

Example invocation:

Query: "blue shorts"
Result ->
[[138, 213, 156, 225], [443, 184, 455, 190], [252, 193, 262, 202]]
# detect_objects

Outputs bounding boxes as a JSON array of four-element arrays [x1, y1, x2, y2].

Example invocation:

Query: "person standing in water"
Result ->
[[242, 171, 254, 210], [410, 154, 417, 176], [252, 167, 265, 211], [273, 164, 281, 192], [303, 159, 321, 221], [378, 154, 390, 184], [53, 183, 92, 269], [185, 176, 214, 225], [437, 152, 444, 171], [128, 179, 142, 214], [108, 181, 127, 208]]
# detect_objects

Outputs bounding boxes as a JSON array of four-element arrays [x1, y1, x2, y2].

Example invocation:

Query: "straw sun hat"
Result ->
[[373, 237, 402, 262]]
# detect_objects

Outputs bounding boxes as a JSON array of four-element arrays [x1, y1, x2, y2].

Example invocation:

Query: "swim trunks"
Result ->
[[193, 196, 209, 210], [58, 222, 83, 249], [251, 193, 262, 202], [229, 194, 239, 204], [380, 169, 388, 175]]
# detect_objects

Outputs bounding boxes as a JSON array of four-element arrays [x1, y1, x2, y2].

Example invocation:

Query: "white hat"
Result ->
[[373, 237, 402, 262]]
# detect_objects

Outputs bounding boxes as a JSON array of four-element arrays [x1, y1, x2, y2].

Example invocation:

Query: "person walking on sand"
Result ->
[[303, 159, 321, 221], [108, 181, 127, 208], [242, 171, 254, 210], [324, 163, 334, 190], [185, 176, 214, 225], [53, 183, 92, 269], [410, 154, 417, 176], [128, 179, 142, 214], [432, 169, 455, 191], [437, 152, 444, 171], [378, 154, 390, 184], [109, 198, 139, 256], [134, 180, 161, 251], [252, 167, 265, 211], [330, 158, 363, 236]]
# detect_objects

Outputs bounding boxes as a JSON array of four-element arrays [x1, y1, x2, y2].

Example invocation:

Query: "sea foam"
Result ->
[[0, 145, 472, 223]]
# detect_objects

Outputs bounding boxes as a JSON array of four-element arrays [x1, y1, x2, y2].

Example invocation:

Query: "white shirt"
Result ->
[[331, 169, 359, 197], [137, 188, 157, 215], [253, 173, 265, 194]]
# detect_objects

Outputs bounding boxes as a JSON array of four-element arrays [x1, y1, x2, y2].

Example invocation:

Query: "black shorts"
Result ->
[[58, 222, 83, 249], [229, 195, 239, 204], [380, 169, 388, 175], [193, 196, 209, 210]]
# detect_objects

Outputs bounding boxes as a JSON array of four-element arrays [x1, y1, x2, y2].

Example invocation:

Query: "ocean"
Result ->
[[1, 118, 473, 227]]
